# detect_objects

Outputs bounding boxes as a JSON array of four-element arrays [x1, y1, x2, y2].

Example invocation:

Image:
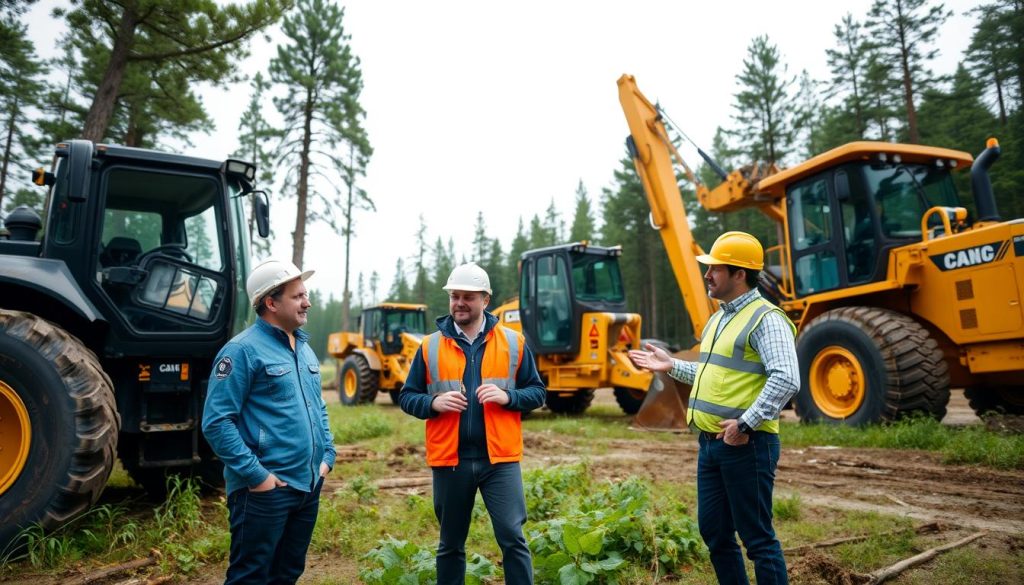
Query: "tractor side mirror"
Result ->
[[252, 191, 270, 238]]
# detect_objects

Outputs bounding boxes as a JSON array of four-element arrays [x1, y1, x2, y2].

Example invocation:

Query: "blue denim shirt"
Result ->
[[399, 312, 547, 459], [202, 318, 335, 495]]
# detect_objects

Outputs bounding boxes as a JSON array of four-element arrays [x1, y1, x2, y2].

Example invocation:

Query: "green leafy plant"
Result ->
[[360, 536, 496, 585]]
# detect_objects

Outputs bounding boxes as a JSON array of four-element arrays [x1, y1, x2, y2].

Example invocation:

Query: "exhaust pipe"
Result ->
[[971, 137, 1001, 222]]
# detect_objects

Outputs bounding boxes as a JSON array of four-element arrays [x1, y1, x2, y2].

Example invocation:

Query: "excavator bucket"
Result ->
[[631, 350, 696, 432]]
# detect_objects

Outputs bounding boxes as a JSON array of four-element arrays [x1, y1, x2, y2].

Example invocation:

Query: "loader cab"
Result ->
[[518, 243, 626, 356], [361, 304, 427, 355], [786, 158, 962, 296]]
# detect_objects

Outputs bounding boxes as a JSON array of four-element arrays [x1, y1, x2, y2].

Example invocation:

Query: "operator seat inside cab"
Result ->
[[101, 236, 142, 267]]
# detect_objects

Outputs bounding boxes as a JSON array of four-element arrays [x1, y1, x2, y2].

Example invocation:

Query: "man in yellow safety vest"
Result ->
[[630, 231, 798, 585]]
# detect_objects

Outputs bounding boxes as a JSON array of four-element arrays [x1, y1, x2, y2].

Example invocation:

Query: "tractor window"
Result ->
[[535, 255, 572, 347], [96, 166, 228, 333], [838, 167, 879, 284], [570, 254, 624, 303]]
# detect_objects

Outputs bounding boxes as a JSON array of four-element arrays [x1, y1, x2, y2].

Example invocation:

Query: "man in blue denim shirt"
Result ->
[[203, 259, 335, 585]]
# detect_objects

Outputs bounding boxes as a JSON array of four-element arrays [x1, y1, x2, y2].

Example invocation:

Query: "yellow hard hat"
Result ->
[[696, 231, 764, 270]]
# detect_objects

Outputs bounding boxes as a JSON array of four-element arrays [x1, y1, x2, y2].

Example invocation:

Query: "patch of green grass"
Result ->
[[781, 417, 1024, 469], [328, 404, 395, 444], [773, 494, 802, 521]]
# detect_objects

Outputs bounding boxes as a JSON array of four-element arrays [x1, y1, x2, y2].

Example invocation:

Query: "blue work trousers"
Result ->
[[224, 478, 323, 585], [432, 459, 533, 585], [697, 431, 788, 585]]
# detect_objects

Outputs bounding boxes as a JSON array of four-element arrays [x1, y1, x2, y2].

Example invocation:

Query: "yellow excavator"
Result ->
[[327, 303, 427, 405], [618, 73, 1024, 424]]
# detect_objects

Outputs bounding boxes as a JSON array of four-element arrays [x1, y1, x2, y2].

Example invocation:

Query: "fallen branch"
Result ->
[[785, 522, 942, 555], [867, 531, 987, 584], [374, 477, 432, 489], [65, 550, 161, 585], [884, 493, 910, 507]]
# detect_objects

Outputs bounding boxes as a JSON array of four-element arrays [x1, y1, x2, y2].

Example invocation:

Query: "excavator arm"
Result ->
[[617, 74, 717, 337]]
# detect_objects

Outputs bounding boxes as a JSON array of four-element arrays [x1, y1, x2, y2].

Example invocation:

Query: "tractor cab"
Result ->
[[361, 303, 427, 355], [517, 242, 626, 356]]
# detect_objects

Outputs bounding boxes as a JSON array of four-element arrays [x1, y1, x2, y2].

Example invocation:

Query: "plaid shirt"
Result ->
[[669, 288, 799, 430]]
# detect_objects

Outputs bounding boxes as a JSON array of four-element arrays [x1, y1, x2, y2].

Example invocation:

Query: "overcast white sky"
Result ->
[[25, 0, 982, 302]]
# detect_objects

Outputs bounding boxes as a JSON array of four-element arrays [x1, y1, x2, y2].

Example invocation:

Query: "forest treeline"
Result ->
[[2, 0, 1022, 355]]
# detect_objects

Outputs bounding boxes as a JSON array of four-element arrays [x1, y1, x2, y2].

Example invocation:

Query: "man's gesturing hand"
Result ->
[[627, 343, 674, 373], [431, 390, 469, 413], [476, 383, 510, 406]]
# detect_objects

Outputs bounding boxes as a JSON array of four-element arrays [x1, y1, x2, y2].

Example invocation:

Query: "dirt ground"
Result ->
[[5, 390, 1021, 584]]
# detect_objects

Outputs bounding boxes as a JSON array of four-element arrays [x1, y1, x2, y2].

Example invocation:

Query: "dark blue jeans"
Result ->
[[225, 478, 323, 585], [432, 459, 533, 585], [697, 431, 788, 585]]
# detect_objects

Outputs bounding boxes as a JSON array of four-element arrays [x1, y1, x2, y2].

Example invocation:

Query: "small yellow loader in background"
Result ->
[[327, 303, 427, 405], [618, 74, 1024, 424]]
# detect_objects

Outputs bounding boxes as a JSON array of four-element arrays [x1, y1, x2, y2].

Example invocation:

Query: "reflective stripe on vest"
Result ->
[[686, 298, 795, 434], [422, 325, 524, 466]]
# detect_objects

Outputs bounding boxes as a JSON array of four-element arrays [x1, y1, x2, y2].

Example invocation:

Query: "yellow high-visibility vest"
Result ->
[[686, 298, 796, 434]]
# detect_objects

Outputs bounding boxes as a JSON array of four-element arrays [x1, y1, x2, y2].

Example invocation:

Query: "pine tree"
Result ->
[[0, 21, 43, 215], [730, 35, 798, 166], [233, 72, 279, 257], [965, 3, 1022, 125], [428, 236, 456, 322], [389, 258, 410, 301], [825, 13, 870, 137], [865, 0, 951, 144], [410, 215, 431, 307], [55, 0, 285, 142], [569, 179, 597, 242]]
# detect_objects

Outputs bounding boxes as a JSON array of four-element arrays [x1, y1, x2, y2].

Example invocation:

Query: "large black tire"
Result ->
[[793, 307, 950, 425], [117, 434, 224, 498], [339, 354, 378, 405], [545, 389, 594, 415], [0, 310, 119, 548], [964, 386, 1024, 416], [613, 387, 645, 415]]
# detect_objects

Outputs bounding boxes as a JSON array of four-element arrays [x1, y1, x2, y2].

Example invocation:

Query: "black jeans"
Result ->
[[432, 459, 533, 584], [697, 431, 788, 585], [225, 478, 323, 585]]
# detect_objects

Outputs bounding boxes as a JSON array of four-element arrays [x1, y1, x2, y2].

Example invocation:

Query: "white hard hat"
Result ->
[[246, 259, 314, 308], [443, 262, 491, 294]]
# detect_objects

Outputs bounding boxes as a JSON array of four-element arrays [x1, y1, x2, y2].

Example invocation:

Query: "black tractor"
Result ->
[[0, 140, 270, 547]]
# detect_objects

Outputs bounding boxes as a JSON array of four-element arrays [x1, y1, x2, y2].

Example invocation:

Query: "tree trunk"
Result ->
[[82, 7, 139, 142], [895, 4, 919, 144], [291, 89, 315, 269], [342, 146, 354, 330], [0, 98, 17, 212]]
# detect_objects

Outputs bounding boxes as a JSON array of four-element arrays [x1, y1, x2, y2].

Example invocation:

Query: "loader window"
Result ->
[[535, 255, 572, 348], [570, 254, 624, 303], [788, 175, 841, 295], [865, 163, 960, 239]]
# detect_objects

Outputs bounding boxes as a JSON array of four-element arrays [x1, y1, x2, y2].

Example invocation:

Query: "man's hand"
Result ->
[[250, 472, 287, 492], [627, 343, 674, 373], [319, 462, 330, 479], [431, 390, 469, 413], [717, 419, 750, 446], [476, 383, 510, 406]]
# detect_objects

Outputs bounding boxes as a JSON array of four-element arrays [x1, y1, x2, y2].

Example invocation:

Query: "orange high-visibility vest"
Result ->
[[422, 325, 525, 467]]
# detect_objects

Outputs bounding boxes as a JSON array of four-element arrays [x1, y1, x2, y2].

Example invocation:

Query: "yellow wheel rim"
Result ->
[[0, 380, 31, 496], [343, 368, 358, 400], [809, 346, 865, 418]]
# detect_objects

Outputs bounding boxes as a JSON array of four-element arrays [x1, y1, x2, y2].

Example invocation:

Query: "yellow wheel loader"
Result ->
[[327, 303, 427, 405], [618, 74, 1024, 424], [493, 242, 689, 428]]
